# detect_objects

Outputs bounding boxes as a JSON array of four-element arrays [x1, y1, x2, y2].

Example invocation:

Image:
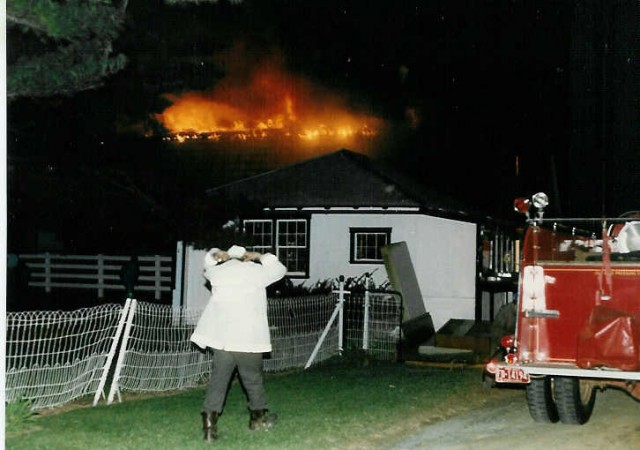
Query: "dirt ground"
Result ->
[[388, 385, 640, 450]]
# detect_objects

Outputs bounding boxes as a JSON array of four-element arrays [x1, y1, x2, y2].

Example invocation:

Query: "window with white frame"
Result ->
[[350, 227, 391, 264], [243, 218, 309, 277]]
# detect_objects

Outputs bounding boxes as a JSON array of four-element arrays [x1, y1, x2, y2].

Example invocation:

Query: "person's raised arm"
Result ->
[[257, 252, 287, 285]]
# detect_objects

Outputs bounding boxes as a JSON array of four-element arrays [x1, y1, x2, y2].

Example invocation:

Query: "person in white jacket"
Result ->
[[191, 244, 287, 442]]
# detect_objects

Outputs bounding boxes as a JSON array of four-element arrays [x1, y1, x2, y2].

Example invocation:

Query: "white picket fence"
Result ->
[[5, 284, 403, 411], [16, 253, 174, 300]]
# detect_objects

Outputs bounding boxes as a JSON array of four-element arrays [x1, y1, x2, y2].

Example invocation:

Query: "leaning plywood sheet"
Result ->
[[382, 241, 426, 321]]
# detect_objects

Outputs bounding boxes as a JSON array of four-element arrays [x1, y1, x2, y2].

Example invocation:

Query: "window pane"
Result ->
[[277, 220, 307, 247], [243, 220, 273, 252], [281, 247, 308, 274]]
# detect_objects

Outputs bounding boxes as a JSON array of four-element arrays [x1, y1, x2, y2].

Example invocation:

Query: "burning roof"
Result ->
[[153, 43, 384, 153]]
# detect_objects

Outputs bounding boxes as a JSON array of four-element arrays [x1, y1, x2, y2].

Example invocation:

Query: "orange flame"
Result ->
[[154, 45, 382, 151]]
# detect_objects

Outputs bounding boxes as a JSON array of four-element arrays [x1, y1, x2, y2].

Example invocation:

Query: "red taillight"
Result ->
[[505, 352, 518, 364], [500, 335, 515, 349]]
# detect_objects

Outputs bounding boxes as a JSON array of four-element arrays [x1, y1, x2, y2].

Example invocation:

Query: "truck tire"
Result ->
[[554, 376, 596, 425], [525, 376, 559, 423]]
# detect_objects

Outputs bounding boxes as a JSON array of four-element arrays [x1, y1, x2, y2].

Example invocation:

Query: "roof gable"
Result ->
[[207, 149, 481, 220]]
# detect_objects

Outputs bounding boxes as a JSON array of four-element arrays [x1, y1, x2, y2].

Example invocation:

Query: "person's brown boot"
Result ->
[[201, 411, 219, 441], [249, 409, 277, 431]]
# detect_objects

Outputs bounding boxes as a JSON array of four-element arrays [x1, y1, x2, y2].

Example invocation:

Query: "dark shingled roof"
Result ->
[[206, 149, 484, 221]]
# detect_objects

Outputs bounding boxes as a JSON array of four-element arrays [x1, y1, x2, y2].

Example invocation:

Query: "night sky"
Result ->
[[7, 0, 638, 253]]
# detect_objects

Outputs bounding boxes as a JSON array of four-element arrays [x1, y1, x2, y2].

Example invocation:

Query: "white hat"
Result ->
[[227, 245, 246, 259]]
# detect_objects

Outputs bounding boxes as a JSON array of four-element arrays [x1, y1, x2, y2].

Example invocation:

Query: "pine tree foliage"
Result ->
[[7, 0, 128, 100], [6, 0, 242, 100]]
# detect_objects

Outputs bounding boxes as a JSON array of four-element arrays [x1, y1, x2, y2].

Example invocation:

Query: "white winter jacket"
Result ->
[[190, 248, 287, 353]]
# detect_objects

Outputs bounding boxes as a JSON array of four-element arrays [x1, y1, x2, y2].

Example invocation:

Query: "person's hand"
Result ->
[[214, 251, 230, 263], [243, 251, 262, 261]]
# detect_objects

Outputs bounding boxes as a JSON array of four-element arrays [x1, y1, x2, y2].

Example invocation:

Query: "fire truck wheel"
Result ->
[[554, 376, 596, 425], [525, 376, 559, 423]]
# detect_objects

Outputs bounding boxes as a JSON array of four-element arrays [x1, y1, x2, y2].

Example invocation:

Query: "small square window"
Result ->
[[350, 228, 391, 264]]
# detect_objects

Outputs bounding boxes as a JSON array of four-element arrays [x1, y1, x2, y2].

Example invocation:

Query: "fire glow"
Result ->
[[154, 50, 382, 148]]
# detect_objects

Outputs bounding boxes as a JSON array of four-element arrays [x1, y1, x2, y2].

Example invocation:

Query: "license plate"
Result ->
[[495, 366, 531, 384]]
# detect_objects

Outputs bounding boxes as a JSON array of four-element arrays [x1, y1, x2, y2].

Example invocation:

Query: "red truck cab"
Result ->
[[485, 192, 640, 424]]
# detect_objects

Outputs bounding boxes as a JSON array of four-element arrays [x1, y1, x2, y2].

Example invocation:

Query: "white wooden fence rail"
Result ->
[[17, 253, 174, 300]]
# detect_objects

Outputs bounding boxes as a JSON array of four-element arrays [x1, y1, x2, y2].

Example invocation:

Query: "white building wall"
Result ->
[[181, 212, 478, 331], [308, 213, 477, 330]]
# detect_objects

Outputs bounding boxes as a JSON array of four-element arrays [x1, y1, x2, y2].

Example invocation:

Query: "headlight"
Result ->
[[532, 192, 549, 209]]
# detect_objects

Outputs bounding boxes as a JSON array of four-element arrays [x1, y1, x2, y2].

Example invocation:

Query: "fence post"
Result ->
[[93, 299, 132, 406], [362, 273, 371, 351], [153, 256, 163, 300], [304, 276, 347, 369], [172, 241, 184, 309], [97, 254, 105, 298], [107, 299, 137, 405], [44, 253, 52, 293], [337, 276, 345, 353]]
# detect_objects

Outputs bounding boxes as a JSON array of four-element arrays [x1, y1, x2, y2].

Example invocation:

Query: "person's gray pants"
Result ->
[[203, 349, 268, 414]]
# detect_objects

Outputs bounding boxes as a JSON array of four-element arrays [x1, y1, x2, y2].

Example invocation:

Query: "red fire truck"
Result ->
[[485, 192, 640, 425]]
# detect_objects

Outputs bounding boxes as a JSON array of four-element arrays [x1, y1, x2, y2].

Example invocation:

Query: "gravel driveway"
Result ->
[[388, 386, 640, 450]]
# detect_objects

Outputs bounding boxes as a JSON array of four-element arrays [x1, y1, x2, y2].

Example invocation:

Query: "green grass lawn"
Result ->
[[5, 357, 519, 450]]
